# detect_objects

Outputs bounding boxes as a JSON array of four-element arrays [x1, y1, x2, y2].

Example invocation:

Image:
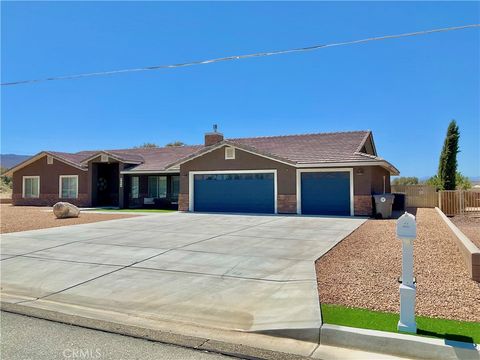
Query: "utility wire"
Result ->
[[2, 23, 479, 86]]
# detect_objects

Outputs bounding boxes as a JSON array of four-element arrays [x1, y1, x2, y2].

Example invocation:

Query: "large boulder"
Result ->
[[53, 202, 80, 219]]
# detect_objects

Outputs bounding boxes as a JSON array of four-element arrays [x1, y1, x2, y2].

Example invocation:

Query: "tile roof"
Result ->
[[228, 131, 374, 164], [10, 130, 397, 174], [48, 146, 204, 171]]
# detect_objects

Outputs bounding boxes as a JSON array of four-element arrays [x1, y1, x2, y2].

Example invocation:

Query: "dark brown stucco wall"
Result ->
[[12, 156, 90, 206], [179, 146, 297, 195], [353, 166, 391, 195], [370, 166, 391, 194], [179, 147, 391, 198]]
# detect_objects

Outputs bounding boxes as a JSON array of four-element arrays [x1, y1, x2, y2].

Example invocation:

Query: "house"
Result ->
[[6, 129, 399, 216]]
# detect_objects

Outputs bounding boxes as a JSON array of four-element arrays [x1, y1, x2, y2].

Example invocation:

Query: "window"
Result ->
[[225, 147, 235, 160], [131, 176, 139, 199], [59, 175, 78, 199], [23, 176, 40, 198], [171, 176, 180, 200], [148, 176, 167, 198]]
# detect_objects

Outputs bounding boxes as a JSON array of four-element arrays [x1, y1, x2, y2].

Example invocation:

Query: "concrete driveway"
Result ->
[[1, 212, 365, 342]]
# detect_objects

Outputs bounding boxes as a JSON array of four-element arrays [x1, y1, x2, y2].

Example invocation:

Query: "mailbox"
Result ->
[[396, 211, 417, 334], [396, 212, 416, 240]]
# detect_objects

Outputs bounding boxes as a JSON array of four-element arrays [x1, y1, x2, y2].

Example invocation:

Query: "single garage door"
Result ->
[[301, 171, 351, 216], [193, 173, 275, 213]]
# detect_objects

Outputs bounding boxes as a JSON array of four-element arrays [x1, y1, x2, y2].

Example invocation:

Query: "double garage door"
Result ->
[[193, 173, 275, 214], [192, 171, 351, 215]]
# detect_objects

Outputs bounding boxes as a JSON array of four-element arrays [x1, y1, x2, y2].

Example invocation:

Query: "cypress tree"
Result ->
[[438, 120, 460, 190]]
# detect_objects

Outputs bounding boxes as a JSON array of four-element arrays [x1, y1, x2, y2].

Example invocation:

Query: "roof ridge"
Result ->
[[105, 144, 203, 152], [228, 130, 370, 141]]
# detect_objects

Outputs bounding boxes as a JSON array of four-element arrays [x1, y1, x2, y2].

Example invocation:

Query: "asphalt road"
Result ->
[[0, 311, 237, 360]]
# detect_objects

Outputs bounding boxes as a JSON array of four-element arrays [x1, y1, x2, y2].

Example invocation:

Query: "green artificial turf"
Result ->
[[321, 304, 480, 344], [91, 208, 176, 213]]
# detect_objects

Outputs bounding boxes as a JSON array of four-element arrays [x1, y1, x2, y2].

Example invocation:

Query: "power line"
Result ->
[[2, 23, 479, 86]]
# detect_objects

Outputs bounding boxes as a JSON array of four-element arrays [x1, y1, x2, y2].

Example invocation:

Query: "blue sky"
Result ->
[[1, 1, 479, 177]]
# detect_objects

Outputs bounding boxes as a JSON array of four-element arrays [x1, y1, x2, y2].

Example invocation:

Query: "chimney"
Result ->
[[204, 124, 224, 146]]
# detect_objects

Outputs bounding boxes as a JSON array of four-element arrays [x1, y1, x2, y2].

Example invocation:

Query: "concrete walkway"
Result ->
[[1, 212, 365, 343]]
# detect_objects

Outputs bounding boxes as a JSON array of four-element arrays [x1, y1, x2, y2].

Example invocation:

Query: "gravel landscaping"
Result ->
[[0, 204, 137, 234], [450, 215, 480, 249], [316, 208, 480, 323]]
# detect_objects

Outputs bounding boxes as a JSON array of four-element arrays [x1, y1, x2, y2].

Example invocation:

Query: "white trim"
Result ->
[[125, 160, 398, 176], [22, 176, 40, 199], [296, 161, 399, 175], [59, 175, 79, 199], [296, 168, 354, 216], [188, 169, 278, 214]]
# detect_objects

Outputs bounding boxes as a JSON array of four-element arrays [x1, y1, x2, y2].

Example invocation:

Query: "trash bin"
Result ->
[[373, 194, 395, 219], [392, 193, 406, 212]]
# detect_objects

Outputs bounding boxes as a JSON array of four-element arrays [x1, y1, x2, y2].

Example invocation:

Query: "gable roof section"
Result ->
[[5, 146, 204, 176], [118, 145, 203, 172], [5, 131, 399, 176], [80, 150, 144, 165], [4, 151, 88, 176], [165, 130, 399, 175], [229, 131, 374, 164]]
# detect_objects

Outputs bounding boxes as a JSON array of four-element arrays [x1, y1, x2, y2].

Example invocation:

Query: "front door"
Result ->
[[95, 163, 119, 206]]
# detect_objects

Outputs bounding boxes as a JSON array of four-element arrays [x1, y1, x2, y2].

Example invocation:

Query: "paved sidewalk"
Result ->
[[1, 212, 365, 343]]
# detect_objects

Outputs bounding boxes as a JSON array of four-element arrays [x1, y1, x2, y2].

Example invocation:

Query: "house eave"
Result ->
[[296, 160, 400, 175], [80, 151, 143, 165], [120, 169, 180, 175], [4, 151, 87, 176]]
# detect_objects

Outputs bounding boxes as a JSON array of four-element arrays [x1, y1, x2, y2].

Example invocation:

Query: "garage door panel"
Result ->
[[194, 173, 274, 214], [301, 172, 351, 216]]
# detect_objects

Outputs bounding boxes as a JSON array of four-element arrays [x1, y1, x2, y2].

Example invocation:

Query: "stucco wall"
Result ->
[[12, 156, 90, 206], [179, 146, 297, 195], [353, 166, 391, 195], [178, 146, 392, 215]]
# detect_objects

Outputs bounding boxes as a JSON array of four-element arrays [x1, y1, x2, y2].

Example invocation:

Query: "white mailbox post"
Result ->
[[396, 212, 417, 333]]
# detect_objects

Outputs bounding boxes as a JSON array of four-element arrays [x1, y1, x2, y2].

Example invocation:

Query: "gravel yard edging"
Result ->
[[320, 324, 480, 360], [435, 207, 480, 282]]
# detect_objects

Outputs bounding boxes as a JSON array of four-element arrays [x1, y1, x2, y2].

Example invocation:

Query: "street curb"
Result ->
[[1, 301, 311, 360], [320, 324, 480, 360]]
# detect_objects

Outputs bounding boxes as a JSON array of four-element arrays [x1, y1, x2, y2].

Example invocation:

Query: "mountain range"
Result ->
[[0, 154, 31, 170]]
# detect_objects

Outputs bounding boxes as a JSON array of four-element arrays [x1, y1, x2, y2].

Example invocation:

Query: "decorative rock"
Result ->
[[53, 202, 80, 219]]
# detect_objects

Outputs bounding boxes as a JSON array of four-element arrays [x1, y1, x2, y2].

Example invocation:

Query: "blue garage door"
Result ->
[[194, 173, 274, 213], [301, 172, 351, 216]]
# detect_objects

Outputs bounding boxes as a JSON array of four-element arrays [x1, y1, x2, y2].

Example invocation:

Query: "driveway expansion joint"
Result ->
[[1, 213, 366, 345]]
